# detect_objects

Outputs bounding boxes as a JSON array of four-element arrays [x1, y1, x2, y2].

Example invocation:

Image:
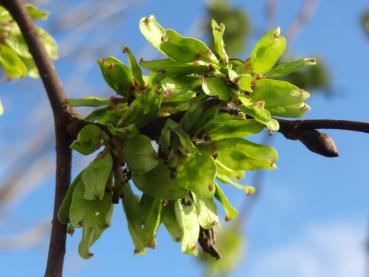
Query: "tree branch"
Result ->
[[0, 1, 77, 276], [278, 118, 369, 157]]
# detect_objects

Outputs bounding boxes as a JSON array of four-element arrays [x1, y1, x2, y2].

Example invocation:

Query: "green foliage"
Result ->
[[0, 4, 57, 118], [58, 15, 314, 259], [206, 0, 251, 56]]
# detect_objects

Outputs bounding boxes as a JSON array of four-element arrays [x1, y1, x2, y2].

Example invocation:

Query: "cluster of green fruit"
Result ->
[[0, 3, 57, 115], [58, 15, 313, 259]]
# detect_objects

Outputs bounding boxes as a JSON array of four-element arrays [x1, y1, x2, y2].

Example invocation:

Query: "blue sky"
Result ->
[[1, 0, 369, 276]]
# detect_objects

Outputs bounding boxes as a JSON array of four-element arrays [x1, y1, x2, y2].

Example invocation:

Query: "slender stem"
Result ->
[[0, 1, 75, 276], [278, 118, 369, 134]]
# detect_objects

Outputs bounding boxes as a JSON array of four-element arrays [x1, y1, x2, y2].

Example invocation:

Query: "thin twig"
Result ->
[[0, 1, 76, 276], [278, 118, 369, 134], [285, 0, 319, 43]]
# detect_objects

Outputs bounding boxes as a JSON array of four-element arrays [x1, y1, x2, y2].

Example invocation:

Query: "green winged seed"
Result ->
[[252, 79, 310, 108], [214, 183, 238, 221], [237, 74, 252, 91], [174, 196, 200, 255], [120, 180, 146, 255], [57, 172, 83, 224], [238, 95, 279, 131], [205, 119, 264, 141], [247, 27, 286, 74], [67, 97, 110, 107], [70, 124, 102, 155], [140, 58, 210, 75], [98, 56, 133, 97], [266, 58, 317, 79], [268, 102, 310, 118], [26, 4, 49, 20], [118, 88, 161, 128], [140, 16, 218, 64], [69, 180, 112, 228], [123, 47, 144, 87], [216, 174, 255, 195], [122, 134, 158, 176], [0, 44, 27, 79], [215, 138, 278, 171], [214, 159, 245, 181], [180, 100, 204, 133], [132, 161, 188, 200], [177, 152, 216, 198], [139, 15, 166, 50], [82, 153, 113, 200], [192, 193, 219, 229], [143, 198, 162, 248], [78, 204, 113, 259], [166, 119, 198, 156], [211, 20, 229, 64], [201, 77, 232, 101], [162, 202, 183, 242]]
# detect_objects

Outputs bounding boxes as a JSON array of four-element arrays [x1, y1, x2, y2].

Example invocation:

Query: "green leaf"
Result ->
[[140, 58, 211, 75], [0, 99, 3, 116], [140, 15, 218, 64], [78, 205, 113, 259], [142, 198, 162, 248], [120, 180, 146, 255], [132, 160, 188, 200], [67, 97, 110, 107], [85, 106, 124, 126], [82, 153, 113, 200], [123, 47, 145, 87], [252, 79, 310, 108], [214, 184, 238, 221], [0, 44, 27, 79], [266, 58, 316, 79], [98, 56, 133, 97], [174, 196, 200, 255], [247, 27, 286, 74], [26, 4, 49, 20], [211, 20, 228, 64], [201, 77, 232, 101], [57, 172, 83, 224], [162, 202, 183, 242], [69, 181, 112, 228], [215, 138, 278, 171], [70, 124, 102, 155], [177, 152, 216, 198], [204, 118, 264, 141], [192, 193, 219, 229], [122, 135, 158, 175]]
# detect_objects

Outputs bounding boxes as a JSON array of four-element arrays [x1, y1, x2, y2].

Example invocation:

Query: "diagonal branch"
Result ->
[[0, 1, 78, 276]]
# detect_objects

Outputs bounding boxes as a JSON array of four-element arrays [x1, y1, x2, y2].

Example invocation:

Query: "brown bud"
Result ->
[[298, 129, 339, 157]]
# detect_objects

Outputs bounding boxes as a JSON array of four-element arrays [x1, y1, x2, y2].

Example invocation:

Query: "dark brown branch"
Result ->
[[0, 1, 77, 276], [278, 118, 369, 133], [278, 118, 369, 157]]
